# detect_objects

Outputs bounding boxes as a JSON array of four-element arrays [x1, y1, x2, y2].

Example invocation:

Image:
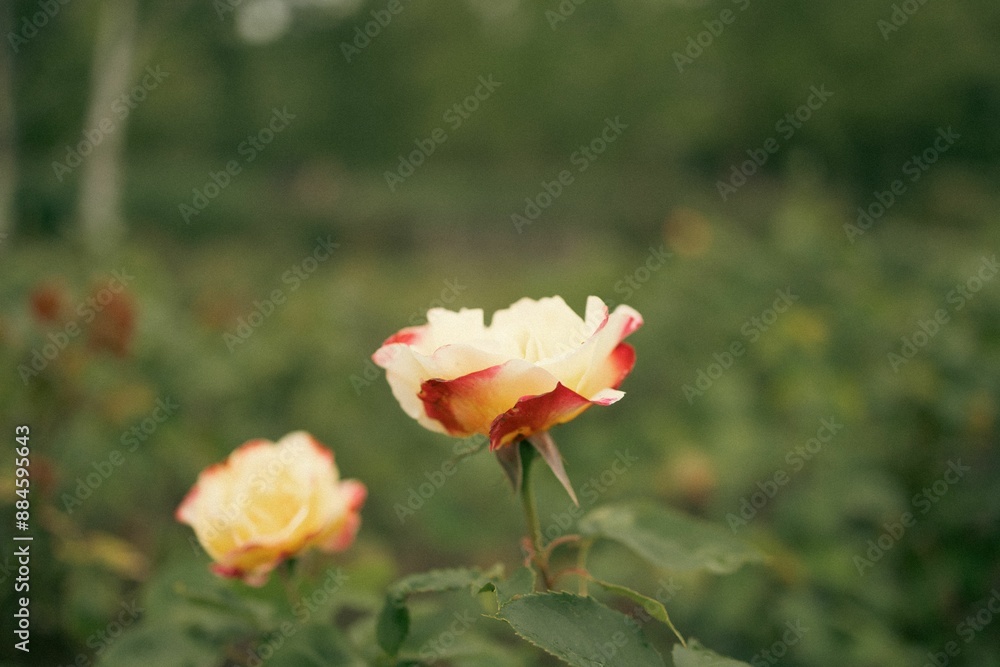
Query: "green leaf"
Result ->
[[489, 567, 536, 605], [96, 561, 274, 666], [277, 623, 365, 667], [579, 503, 765, 575], [376, 595, 410, 657], [96, 624, 220, 667], [388, 567, 499, 599], [378, 567, 501, 656], [672, 639, 752, 666], [494, 592, 665, 667], [399, 634, 525, 667], [587, 577, 685, 646]]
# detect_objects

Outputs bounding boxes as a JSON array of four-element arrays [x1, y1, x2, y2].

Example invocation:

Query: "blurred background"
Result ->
[[1, 0, 999, 664]]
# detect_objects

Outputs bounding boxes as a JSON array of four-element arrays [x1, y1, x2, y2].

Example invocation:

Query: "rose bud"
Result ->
[[175, 431, 366, 586], [373, 296, 642, 501]]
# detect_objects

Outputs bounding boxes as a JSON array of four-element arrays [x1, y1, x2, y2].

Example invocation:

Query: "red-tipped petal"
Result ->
[[419, 360, 558, 437], [617, 309, 643, 340], [340, 479, 368, 512], [373, 325, 428, 366], [488, 383, 623, 451], [322, 513, 362, 552], [606, 342, 636, 388]]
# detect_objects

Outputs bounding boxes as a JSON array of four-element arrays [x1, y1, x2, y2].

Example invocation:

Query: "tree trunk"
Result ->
[[77, 0, 138, 255]]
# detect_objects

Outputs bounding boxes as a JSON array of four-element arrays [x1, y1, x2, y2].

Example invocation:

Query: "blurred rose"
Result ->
[[87, 286, 136, 357], [29, 281, 67, 325], [176, 431, 366, 586], [373, 296, 642, 451]]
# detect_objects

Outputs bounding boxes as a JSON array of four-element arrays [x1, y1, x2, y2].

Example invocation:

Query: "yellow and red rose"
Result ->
[[176, 431, 366, 586], [373, 295, 642, 450]]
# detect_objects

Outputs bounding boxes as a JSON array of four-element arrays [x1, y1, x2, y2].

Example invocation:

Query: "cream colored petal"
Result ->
[[490, 296, 591, 363], [417, 307, 488, 352], [540, 301, 641, 397], [575, 305, 642, 397], [382, 342, 517, 433]]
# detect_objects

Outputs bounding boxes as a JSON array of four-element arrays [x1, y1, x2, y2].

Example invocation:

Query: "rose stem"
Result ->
[[519, 441, 551, 589]]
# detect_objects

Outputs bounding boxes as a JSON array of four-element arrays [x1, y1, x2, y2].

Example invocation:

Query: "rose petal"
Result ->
[[579, 341, 636, 397], [419, 359, 559, 436], [315, 479, 367, 552], [489, 382, 624, 451], [540, 303, 642, 397], [372, 296, 643, 469], [176, 432, 364, 585], [491, 296, 594, 363], [379, 345, 500, 433]]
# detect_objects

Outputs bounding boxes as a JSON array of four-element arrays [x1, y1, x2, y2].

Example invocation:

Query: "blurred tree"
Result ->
[[0, 2, 15, 246], [77, 0, 138, 255]]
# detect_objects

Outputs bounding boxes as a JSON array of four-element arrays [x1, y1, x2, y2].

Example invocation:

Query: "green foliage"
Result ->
[[8, 0, 1000, 238], [672, 639, 752, 667], [494, 592, 665, 667], [377, 567, 500, 656], [96, 563, 271, 666], [580, 502, 765, 575], [3, 4, 1000, 652], [279, 624, 366, 667], [587, 577, 685, 646], [489, 567, 536, 605]]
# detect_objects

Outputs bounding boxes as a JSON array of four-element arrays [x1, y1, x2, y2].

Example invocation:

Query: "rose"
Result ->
[[373, 296, 642, 450], [175, 431, 366, 586]]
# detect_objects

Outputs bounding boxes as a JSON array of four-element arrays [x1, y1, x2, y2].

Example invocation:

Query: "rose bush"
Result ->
[[176, 431, 366, 586], [372, 295, 642, 450]]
